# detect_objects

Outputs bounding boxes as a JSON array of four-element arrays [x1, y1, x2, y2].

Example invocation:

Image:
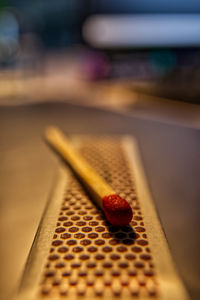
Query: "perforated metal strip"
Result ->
[[16, 136, 189, 300]]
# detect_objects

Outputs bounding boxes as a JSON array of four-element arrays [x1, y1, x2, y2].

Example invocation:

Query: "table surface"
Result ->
[[0, 102, 200, 300]]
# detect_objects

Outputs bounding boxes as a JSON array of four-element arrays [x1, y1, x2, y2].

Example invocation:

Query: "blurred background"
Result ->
[[0, 1, 200, 300], [1, 0, 200, 112]]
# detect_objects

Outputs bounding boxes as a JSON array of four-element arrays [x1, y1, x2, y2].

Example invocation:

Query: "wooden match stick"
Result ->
[[45, 127, 133, 226]]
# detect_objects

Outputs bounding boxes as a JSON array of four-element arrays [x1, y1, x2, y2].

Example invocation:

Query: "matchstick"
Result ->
[[45, 127, 133, 226]]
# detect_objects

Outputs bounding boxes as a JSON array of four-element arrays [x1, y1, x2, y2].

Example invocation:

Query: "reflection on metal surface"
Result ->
[[16, 136, 189, 300]]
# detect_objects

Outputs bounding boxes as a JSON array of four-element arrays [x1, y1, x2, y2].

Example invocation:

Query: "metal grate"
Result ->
[[17, 136, 189, 300]]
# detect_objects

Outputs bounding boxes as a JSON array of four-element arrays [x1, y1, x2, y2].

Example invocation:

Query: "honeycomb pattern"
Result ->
[[39, 138, 158, 298]]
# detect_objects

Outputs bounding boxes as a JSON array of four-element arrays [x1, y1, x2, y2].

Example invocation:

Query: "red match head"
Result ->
[[102, 194, 133, 226]]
